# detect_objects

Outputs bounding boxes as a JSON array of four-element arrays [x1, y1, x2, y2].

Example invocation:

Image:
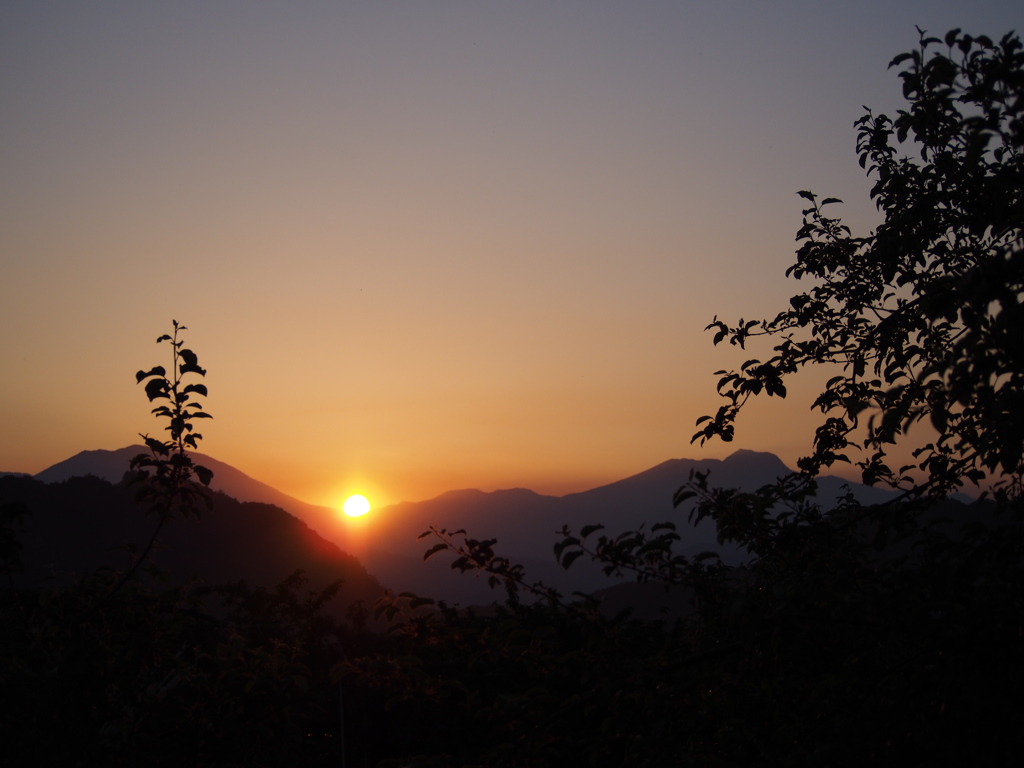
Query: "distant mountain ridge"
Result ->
[[27, 446, 899, 605], [34, 445, 354, 551], [35, 445, 337, 524]]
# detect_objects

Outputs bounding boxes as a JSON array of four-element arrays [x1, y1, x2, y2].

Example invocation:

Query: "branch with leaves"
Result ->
[[130, 320, 214, 522], [420, 526, 567, 608], [99, 322, 216, 605], [693, 30, 1024, 503]]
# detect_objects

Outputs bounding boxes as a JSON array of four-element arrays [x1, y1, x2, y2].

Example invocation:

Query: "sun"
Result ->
[[342, 494, 372, 518]]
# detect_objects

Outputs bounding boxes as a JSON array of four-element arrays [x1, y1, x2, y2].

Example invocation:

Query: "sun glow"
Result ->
[[342, 494, 372, 517]]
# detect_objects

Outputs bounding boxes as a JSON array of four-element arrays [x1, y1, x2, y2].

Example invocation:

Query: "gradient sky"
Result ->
[[2, 1, 1020, 509]]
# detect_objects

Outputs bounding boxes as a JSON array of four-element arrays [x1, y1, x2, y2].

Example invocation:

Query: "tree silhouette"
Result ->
[[694, 29, 1024, 504]]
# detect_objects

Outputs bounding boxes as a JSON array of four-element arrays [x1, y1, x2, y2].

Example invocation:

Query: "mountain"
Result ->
[[2, 472, 385, 620], [35, 445, 348, 537], [28, 446, 899, 606], [348, 449, 899, 604]]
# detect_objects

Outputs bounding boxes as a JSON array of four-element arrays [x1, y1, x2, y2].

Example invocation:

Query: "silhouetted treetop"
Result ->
[[695, 29, 1024, 502]]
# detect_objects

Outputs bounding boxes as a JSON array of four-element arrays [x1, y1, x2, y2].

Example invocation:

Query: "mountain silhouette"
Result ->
[[35, 445, 362, 552], [2, 472, 385, 620], [27, 446, 897, 606], [349, 449, 898, 604]]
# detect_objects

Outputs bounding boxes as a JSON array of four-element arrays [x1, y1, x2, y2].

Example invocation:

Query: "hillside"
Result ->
[[2, 473, 385, 620], [34, 445, 350, 544]]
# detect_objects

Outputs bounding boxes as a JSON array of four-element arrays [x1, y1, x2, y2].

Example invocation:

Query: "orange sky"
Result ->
[[2, 2, 1019, 509]]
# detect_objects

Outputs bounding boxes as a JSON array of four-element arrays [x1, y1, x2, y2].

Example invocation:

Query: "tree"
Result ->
[[693, 29, 1024, 504]]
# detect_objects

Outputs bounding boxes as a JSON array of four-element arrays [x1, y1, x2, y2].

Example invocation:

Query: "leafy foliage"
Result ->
[[131, 320, 215, 521], [1, 559, 352, 766], [694, 29, 1024, 502], [420, 525, 567, 606]]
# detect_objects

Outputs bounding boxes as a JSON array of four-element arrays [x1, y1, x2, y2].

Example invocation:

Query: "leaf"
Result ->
[[143, 435, 170, 455], [193, 465, 214, 486], [693, 551, 721, 564], [673, 489, 697, 508], [560, 550, 585, 570], [135, 366, 166, 383], [423, 543, 448, 561], [144, 378, 169, 401], [580, 524, 605, 538]]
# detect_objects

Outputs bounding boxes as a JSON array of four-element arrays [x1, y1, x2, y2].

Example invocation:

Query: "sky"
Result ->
[[2, 1, 1020, 509]]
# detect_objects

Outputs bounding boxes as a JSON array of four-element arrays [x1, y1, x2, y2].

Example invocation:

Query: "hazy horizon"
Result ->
[[2, 2, 1020, 508]]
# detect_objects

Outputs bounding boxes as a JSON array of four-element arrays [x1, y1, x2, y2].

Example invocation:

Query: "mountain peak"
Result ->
[[34, 446, 143, 484], [723, 449, 793, 472]]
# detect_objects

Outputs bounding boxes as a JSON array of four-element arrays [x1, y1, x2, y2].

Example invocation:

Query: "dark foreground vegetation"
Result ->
[[3, 30, 1023, 766]]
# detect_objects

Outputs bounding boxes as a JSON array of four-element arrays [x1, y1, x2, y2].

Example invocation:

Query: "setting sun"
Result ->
[[342, 494, 372, 518]]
